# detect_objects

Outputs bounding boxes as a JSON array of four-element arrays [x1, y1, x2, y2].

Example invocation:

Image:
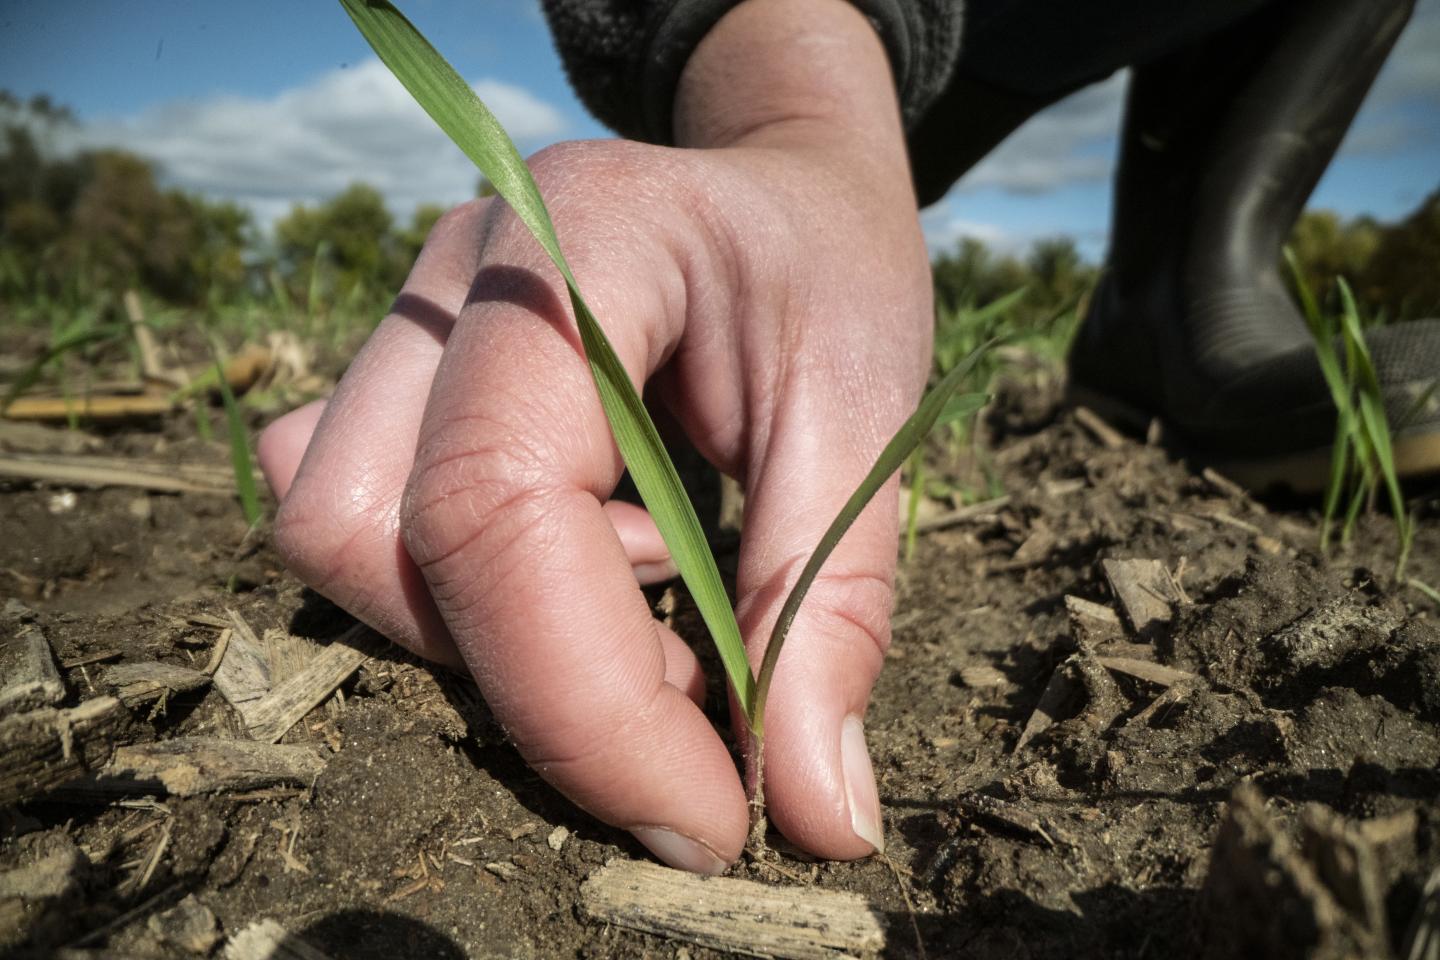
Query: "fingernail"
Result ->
[[633, 558, 680, 585], [841, 714, 885, 854], [631, 827, 728, 875]]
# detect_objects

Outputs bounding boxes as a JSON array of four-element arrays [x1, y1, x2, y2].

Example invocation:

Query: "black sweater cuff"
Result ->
[[541, 0, 964, 144]]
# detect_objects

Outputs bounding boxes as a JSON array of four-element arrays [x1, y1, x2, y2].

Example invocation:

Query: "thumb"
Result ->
[[734, 386, 910, 859]]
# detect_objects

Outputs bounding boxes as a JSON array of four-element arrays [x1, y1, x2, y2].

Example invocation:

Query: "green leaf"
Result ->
[[903, 448, 923, 563], [1, 325, 127, 415], [1409, 577, 1440, 606], [205, 334, 263, 528], [750, 344, 996, 735], [338, 0, 755, 715], [938, 392, 988, 427]]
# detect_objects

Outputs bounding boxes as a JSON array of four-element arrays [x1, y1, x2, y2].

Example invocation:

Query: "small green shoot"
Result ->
[[0, 324, 127, 416], [903, 391, 990, 561], [203, 332, 263, 529], [1286, 249, 1413, 581], [339, 0, 990, 820]]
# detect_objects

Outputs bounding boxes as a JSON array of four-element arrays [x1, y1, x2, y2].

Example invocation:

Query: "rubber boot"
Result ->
[[1067, 0, 1440, 491]]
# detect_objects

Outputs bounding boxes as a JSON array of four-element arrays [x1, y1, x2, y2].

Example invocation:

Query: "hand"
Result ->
[[257, 0, 931, 872]]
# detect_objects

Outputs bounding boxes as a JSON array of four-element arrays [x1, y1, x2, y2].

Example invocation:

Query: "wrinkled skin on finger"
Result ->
[[259, 0, 931, 871]]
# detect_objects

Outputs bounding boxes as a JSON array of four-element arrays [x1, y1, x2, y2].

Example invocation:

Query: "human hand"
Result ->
[[258, 0, 931, 872]]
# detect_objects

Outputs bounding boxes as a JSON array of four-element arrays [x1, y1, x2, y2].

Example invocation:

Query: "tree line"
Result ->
[[3, 90, 1436, 330]]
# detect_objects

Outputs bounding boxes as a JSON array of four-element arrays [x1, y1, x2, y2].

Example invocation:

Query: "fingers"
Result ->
[[735, 367, 923, 860], [603, 500, 679, 585], [262, 199, 492, 667], [400, 176, 748, 869], [256, 399, 327, 501]]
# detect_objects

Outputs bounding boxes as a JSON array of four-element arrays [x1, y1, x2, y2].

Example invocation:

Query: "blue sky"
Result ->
[[3, 0, 1437, 260]]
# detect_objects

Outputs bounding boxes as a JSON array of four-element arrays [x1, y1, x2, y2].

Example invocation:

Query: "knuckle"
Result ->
[[803, 570, 896, 665], [399, 442, 552, 576], [271, 465, 402, 596], [433, 197, 485, 234], [514, 688, 662, 783]]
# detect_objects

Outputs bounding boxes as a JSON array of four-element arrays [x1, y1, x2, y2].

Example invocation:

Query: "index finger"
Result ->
[[400, 201, 747, 871]]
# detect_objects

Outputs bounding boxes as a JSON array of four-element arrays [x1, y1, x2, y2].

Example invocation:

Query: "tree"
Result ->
[[1362, 188, 1440, 321], [397, 203, 446, 272], [1288, 209, 1380, 307], [276, 183, 399, 298]]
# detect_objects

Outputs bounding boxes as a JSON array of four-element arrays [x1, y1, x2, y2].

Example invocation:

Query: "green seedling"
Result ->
[[1286, 249, 1418, 585], [902, 286, 1037, 557], [0, 322, 128, 416], [339, 0, 990, 830], [903, 391, 989, 560], [201, 330, 263, 529]]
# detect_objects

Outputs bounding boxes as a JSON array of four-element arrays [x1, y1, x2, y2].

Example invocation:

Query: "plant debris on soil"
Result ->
[[2, 366, 1439, 960]]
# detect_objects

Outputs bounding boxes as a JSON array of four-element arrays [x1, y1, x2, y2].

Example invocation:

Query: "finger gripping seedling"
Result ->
[[340, 0, 991, 846]]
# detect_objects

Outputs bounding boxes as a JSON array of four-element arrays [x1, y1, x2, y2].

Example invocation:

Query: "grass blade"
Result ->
[[338, 0, 755, 715], [1339, 278, 1412, 576], [750, 344, 995, 736], [903, 449, 924, 562], [206, 335, 263, 528], [1, 325, 127, 415], [1410, 577, 1440, 606]]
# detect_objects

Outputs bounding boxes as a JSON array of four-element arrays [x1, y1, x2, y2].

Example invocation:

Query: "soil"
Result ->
[[3, 352, 1439, 959]]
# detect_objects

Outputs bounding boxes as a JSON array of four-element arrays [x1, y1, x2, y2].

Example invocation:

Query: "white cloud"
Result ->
[[948, 0, 1440, 191], [955, 72, 1126, 195], [1338, 0, 1440, 157], [79, 58, 566, 230], [920, 204, 1018, 255], [1370, 0, 1440, 108]]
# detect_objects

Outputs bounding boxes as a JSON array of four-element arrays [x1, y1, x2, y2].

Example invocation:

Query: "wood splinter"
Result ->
[[580, 858, 885, 959]]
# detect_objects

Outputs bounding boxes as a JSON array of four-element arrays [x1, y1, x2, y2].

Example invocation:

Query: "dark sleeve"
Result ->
[[540, 0, 964, 145]]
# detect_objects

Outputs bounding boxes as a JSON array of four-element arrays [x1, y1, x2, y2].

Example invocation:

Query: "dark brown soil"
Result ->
[[3, 372, 1439, 959]]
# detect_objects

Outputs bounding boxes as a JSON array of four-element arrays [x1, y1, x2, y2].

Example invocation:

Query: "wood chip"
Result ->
[[913, 496, 1012, 534], [485, 861, 520, 881], [146, 893, 220, 955], [224, 919, 332, 960], [1202, 466, 1248, 500], [1102, 558, 1187, 636], [1095, 656, 1198, 688], [213, 611, 272, 712], [203, 629, 231, 675], [0, 451, 260, 494], [1064, 595, 1124, 646], [1, 394, 176, 422], [1121, 681, 1196, 732], [74, 738, 327, 797], [1073, 406, 1126, 450], [60, 649, 123, 669], [1203, 510, 1263, 536], [956, 793, 1056, 848], [0, 419, 101, 455], [1090, 640, 1156, 661], [0, 603, 65, 717], [0, 697, 125, 804], [1200, 784, 1388, 958], [1255, 535, 1285, 556], [1014, 661, 1080, 752], [1043, 477, 1088, 497], [242, 625, 379, 743], [103, 662, 210, 707], [1011, 523, 1056, 567], [957, 665, 1008, 689], [580, 859, 884, 959], [212, 614, 380, 743], [1402, 866, 1440, 960]]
